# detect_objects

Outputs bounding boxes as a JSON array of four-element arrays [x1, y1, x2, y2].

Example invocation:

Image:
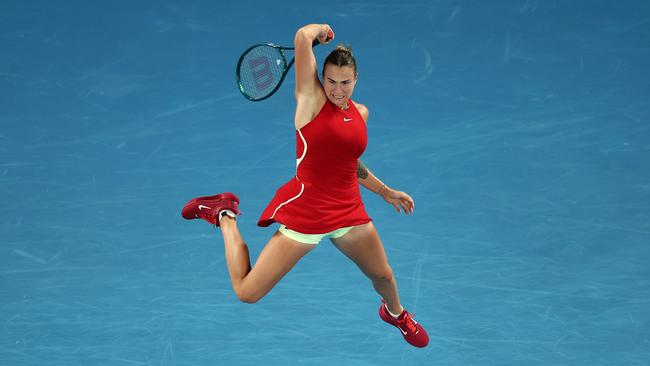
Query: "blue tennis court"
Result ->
[[2, 1, 649, 365]]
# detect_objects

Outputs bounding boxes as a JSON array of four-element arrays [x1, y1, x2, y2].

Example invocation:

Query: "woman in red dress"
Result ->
[[182, 24, 428, 348]]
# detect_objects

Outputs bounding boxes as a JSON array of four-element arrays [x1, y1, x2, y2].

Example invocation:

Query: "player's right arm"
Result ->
[[293, 24, 333, 128]]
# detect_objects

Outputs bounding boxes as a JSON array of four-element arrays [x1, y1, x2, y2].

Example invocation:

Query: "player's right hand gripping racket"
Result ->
[[236, 31, 333, 101]]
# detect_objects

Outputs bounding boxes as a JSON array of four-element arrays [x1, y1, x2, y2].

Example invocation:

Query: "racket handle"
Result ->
[[312, 29, 334, 47]]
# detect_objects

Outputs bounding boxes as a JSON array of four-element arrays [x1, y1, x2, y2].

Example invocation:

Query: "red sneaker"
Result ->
[[378, 300, 429, 348], [181, 192, 240, 227]]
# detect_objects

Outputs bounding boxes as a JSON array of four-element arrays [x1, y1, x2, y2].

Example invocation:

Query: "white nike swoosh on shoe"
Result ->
[[343, 118, 352, 121], [198, 205, 211, 210], [398, 325, 420, 336]]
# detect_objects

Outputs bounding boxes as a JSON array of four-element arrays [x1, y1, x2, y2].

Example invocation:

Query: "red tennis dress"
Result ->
[[257, 99, 371, 233]]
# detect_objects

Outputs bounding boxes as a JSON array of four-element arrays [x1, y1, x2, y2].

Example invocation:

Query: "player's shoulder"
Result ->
[[354, 102, 369, 123]]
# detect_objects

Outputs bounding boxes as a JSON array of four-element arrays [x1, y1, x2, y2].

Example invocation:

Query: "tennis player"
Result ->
[[182, 23, 428, 348]]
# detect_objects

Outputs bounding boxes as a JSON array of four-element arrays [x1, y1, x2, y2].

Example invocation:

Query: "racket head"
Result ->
[[236, 43, 292, 101]]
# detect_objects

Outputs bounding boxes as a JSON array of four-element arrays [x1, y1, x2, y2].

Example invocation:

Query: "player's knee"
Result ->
[[370, 267, 394, 283], [237, 294, 260, 304], [234, 286, 262, 304]]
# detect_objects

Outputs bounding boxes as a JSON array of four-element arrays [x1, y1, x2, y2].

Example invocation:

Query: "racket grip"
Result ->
[[312, 29, 334, 47]]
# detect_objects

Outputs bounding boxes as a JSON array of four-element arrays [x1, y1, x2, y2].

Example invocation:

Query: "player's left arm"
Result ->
[[355, 103, 414, 214]]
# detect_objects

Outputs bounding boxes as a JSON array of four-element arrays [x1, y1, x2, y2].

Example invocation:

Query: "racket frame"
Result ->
[[235, 40, 321, 101]]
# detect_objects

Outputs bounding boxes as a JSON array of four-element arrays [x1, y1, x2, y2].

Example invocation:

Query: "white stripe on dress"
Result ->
[[296, 129, 307, 172], [270, 129, 308, 220]]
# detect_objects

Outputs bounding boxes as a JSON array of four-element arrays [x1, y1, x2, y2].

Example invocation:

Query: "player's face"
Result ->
[[323, 65, 357, 109]]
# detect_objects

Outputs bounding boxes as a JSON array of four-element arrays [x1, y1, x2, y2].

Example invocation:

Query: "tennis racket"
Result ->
[[236, 31, 333, 101]]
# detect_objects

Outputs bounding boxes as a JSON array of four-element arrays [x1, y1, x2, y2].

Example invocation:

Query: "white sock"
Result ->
[[219, 209, 236, 220], [385, 304, 403, 318]]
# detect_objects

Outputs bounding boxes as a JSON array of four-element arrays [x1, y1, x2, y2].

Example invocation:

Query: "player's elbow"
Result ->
[[294, 27, 311, 46]]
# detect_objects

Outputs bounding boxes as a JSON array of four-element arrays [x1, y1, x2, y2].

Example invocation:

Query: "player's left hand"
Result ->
[[382, 188, 415, 214]]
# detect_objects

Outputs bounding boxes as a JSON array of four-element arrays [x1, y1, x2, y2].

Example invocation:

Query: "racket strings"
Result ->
[[238, 46, 286, 100]]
